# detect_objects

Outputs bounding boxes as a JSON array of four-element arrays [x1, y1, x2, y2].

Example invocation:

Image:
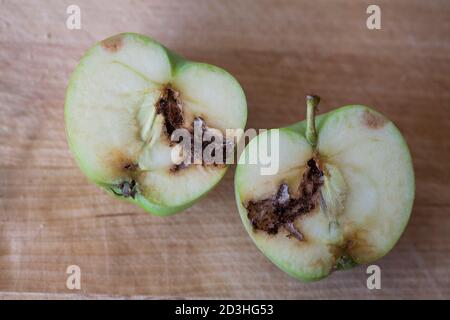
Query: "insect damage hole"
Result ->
[[245, 158, 324, 241], [155, 87, 234, 172], [156, 86, 184, 137]]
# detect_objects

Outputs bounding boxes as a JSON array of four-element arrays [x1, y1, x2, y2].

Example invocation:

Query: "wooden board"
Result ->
[[0, 0, 449, 299]]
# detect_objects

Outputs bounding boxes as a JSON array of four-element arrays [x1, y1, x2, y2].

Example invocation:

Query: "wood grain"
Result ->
[[0, 0, 449, 299]]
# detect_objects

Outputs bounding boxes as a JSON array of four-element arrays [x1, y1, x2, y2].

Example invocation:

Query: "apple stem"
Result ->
[[306, 95, 320, 147]]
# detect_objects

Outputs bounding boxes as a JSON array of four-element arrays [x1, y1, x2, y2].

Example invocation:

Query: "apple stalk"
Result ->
[[305, 95, 320, 147]]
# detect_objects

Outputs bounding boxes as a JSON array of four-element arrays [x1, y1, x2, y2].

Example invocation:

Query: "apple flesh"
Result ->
[[235, 96, 414, 281], [65, 33, 247, 215]]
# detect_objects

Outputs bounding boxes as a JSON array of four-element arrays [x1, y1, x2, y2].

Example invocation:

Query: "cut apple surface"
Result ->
[[65, 33, 247, 215], [235, 96, 414, 281]]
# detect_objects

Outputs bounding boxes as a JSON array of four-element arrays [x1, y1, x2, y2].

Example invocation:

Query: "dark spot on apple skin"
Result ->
[[245, 158, 324, 242], [110, 180, 138, 199], [362, 110, 387, 129], [101, 34, 123, 53]]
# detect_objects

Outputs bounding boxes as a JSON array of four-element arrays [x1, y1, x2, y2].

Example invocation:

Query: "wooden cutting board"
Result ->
[[0, 0, 449, 299]]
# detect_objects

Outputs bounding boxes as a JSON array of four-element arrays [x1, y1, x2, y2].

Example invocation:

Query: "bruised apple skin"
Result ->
[[235, 96, 414, 281], [65, 33, 247, 215]]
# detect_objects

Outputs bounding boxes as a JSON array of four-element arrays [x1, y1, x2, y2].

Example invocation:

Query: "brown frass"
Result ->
[[245, 159, 324, 241], [156, 87, 233, 171], [156, 87, 184, 137]]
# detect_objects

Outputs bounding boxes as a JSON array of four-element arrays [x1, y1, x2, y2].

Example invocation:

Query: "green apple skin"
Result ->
[[235, 105, 415, 281], [65, 33, 247, 216]]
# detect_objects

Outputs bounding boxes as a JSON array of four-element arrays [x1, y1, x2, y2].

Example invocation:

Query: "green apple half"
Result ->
[[235, 96, 414, 281], [65, 33, 247, 215]]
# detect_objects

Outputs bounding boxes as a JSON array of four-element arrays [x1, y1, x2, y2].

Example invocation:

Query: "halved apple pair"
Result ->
[[65, 33, 414, 281]]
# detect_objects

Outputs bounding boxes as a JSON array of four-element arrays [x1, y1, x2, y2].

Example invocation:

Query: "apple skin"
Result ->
[[235, 105, 415, 281], [65, 33, 247, 216]]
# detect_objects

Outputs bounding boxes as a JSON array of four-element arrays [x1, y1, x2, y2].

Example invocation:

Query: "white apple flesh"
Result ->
[[235, 96, 414, 281], [65, 33, 247, 215]]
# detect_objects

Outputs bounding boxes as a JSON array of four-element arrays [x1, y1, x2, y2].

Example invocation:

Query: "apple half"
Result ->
[[235, 96, 414, 281], [65, 33, 247, 215]]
